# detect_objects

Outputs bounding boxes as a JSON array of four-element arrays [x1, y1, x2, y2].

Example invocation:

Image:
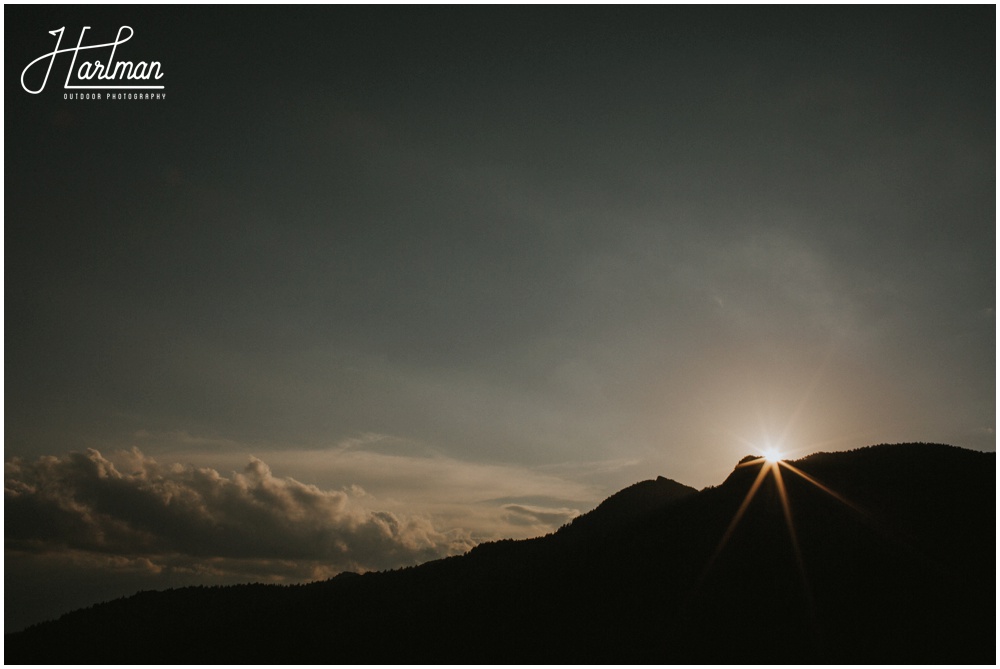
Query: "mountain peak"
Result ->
[[562, 475, 697, 534]]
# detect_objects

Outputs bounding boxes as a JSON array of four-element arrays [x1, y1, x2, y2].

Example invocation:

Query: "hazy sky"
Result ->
[[5, 6, 994, 631]]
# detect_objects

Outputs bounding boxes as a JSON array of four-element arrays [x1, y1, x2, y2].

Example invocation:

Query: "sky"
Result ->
[[5, 6, 995, 631]]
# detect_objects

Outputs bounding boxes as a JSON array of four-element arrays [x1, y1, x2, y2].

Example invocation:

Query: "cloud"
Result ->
[[4, 448, 474, 574], [156, 438, 607, 524], [502, 504, 580, 529], [3, 445, 609, 632]]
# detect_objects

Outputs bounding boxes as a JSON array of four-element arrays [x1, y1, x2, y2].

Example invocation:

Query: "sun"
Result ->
[[761, 447, 784, 463]]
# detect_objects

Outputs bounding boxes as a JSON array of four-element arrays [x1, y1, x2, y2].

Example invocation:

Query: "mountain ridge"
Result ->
[[5, 442, 993, 664]]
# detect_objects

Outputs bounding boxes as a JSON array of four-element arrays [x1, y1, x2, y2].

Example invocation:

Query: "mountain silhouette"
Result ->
[[5, 443, 993, 664], [562, 475, 697, 534]]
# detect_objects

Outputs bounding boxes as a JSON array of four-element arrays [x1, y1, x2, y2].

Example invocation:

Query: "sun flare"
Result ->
[[761, 447, 784, 463]]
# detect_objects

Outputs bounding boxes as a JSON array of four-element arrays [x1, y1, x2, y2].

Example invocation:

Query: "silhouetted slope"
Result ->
[[561, 475, 697, 535], [5, 443, 993, 664]]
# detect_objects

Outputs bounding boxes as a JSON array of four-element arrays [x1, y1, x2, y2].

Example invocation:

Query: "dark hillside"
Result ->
[[5, 443, 993, 664], [560, 475, 697, 536]]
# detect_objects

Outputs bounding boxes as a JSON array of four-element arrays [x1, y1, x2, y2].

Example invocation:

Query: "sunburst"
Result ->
[[698, 450, 864, 622], [761, 447, 784, 463]]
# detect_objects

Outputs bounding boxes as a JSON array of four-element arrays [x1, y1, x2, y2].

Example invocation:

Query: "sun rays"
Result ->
[[698, 450, 865, 622]]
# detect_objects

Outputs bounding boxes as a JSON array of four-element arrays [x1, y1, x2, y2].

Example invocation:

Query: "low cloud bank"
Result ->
[[5, 446, 600, 632], [5, 448, 474, 575]]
